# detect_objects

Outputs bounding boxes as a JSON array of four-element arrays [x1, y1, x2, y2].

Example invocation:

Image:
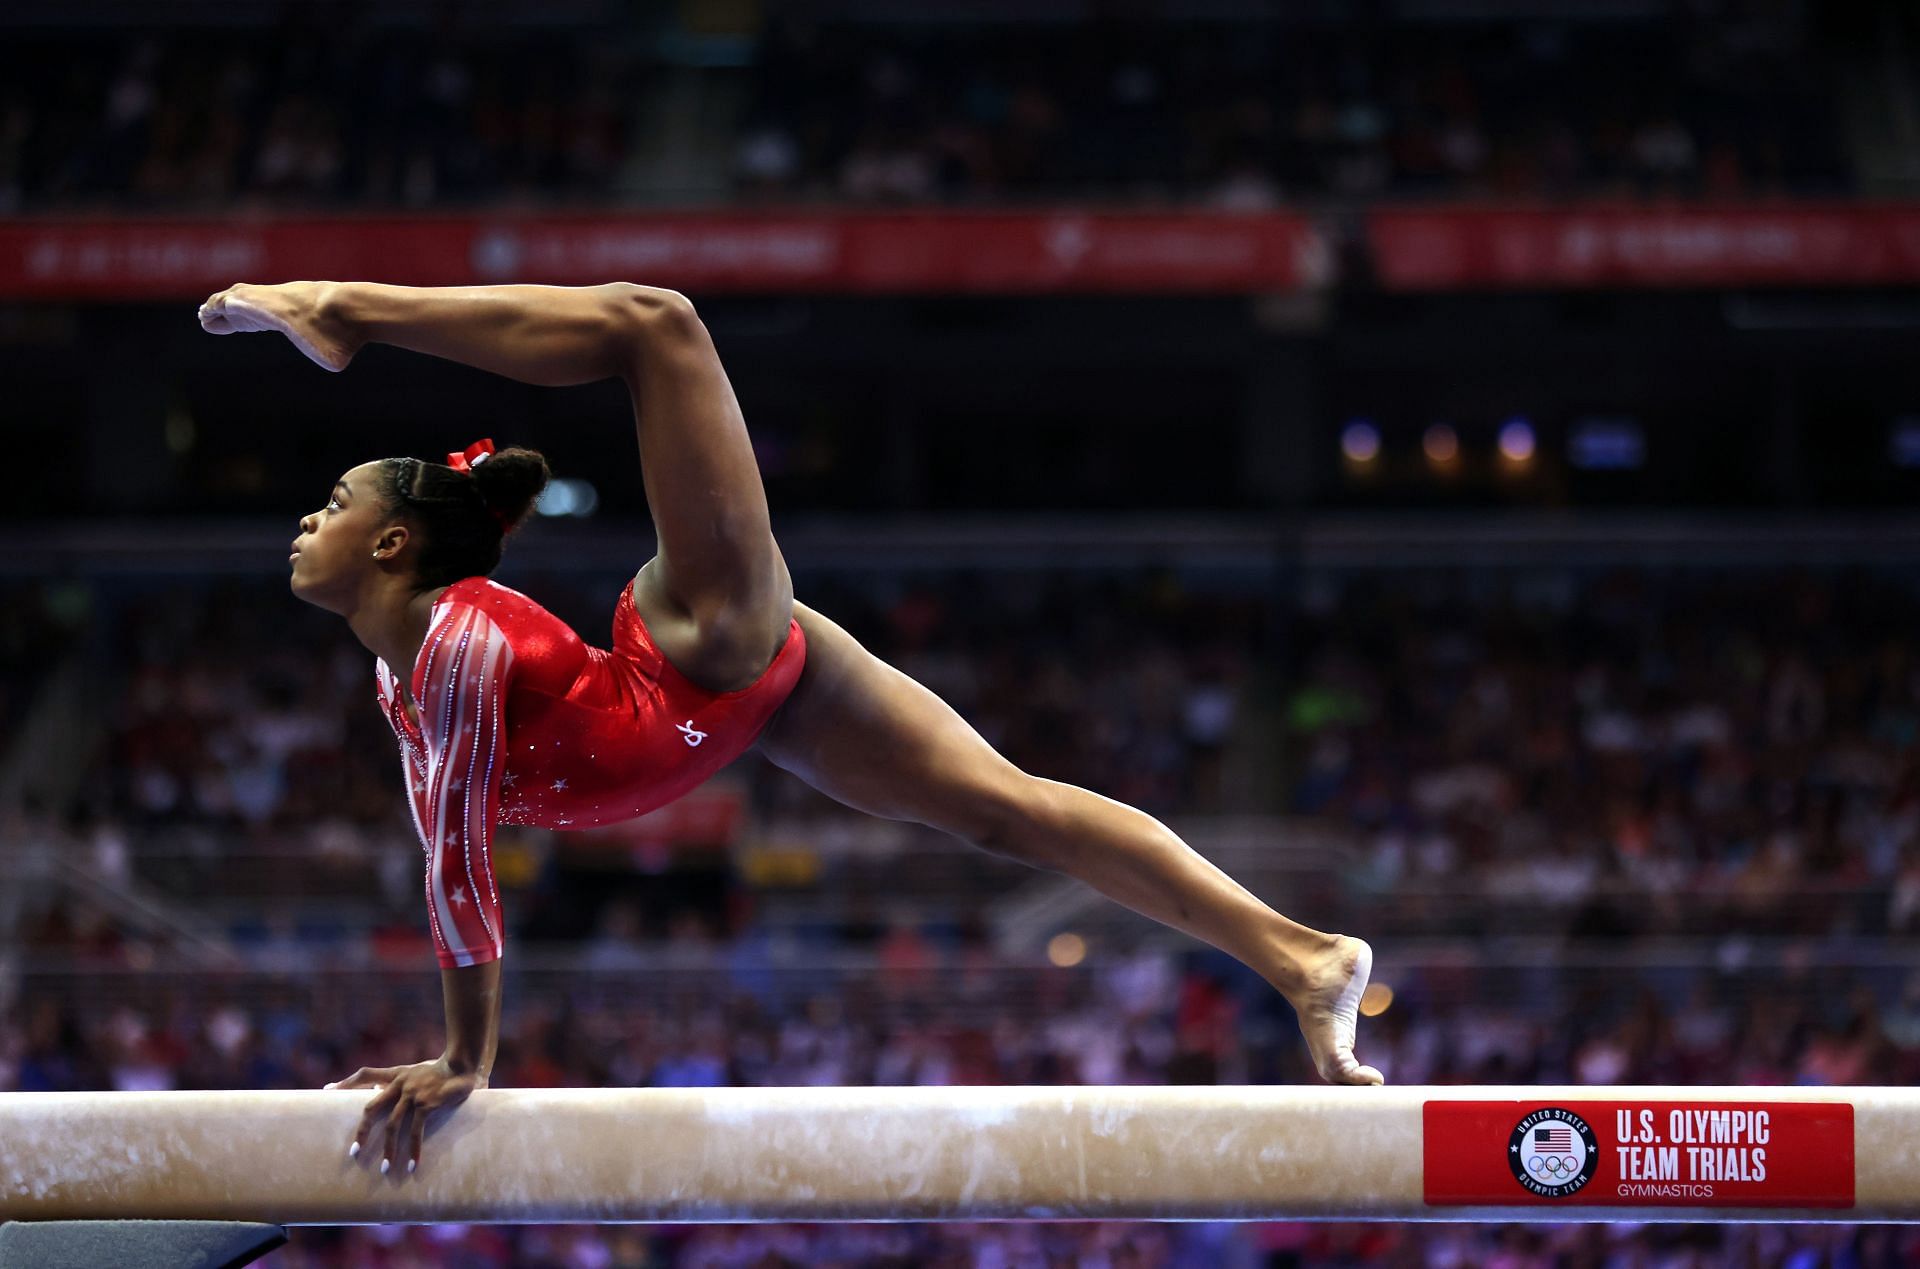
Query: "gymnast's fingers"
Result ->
[[330, 1065, 394, 1091], [407, 1105, 428, 1173], [351, 1081, 400, 1161], [382, 1094, 414, 1176]]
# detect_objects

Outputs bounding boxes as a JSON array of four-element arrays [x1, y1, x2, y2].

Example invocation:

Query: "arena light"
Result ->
[[1340, 420, 1382, 466], [1046, 932, 1087, 967], [1497, 418, 1536, 465], [1422, 423, 1459, 467], [0, 1086, 1907, 1223], [535, 478, 601, 517], [1569, 417, 1646, 471]]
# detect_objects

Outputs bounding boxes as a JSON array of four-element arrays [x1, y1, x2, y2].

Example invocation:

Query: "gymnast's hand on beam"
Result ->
[[327, 1057, 487, 1175]]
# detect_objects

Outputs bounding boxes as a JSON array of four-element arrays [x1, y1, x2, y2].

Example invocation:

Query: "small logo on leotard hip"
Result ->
[[677, 720, 708, 747]]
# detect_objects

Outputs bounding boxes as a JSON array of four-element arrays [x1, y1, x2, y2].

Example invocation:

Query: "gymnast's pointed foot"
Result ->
[[198, 281, 358, 372], [1291, 934, 1384, 1086]]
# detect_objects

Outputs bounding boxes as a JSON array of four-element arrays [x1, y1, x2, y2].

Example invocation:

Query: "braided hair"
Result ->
[[378, 446, 550, 588]]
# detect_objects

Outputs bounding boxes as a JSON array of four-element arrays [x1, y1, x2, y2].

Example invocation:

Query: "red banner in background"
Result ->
[[1370, 205, 1920, 289], [0, 211, 1330, 298], [9, 205, 1920, 297]]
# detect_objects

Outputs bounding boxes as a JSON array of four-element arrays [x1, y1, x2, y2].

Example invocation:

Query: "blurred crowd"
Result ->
[[10, 934, 1920, 1101], [1287, 568, 1920, 941], [256, 1219, 1920, 1267], [0, 6, 1848, 213], [735, 11, 1843, 206], [0, 25, 628, 213]]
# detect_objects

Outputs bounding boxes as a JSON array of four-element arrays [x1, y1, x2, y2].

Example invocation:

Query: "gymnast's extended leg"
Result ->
[[758, 601, 1382, 1086]]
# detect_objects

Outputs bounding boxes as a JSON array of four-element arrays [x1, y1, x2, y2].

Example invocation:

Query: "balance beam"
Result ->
[[0, 1086, 1907, 1224]]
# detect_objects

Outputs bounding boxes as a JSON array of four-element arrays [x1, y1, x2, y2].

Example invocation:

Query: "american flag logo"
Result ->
[[1533, 1126, 1575, 1155], [1508, 1109, 1595, 1197]]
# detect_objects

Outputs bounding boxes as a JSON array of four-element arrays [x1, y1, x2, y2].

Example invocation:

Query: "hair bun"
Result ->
[[468, 446, 551, 534]]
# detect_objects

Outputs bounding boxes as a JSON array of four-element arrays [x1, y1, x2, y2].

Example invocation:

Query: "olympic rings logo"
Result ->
[[1507, 1109, 1597, 1197]]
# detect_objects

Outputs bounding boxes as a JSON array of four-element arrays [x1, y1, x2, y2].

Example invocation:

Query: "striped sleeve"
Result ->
[[413, 603, 515, 969]]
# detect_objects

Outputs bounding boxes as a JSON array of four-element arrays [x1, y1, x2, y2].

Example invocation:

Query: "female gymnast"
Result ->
[[197, 280, 1381, 1175]]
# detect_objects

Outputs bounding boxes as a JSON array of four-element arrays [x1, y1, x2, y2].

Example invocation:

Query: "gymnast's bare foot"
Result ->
[[198, 281, 359, 372], [1288, 934, 1385, 1086]]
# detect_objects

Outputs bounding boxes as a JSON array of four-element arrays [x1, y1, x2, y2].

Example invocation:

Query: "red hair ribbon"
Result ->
[[446, 438, 495, 473], [445, 438, 514, 531]]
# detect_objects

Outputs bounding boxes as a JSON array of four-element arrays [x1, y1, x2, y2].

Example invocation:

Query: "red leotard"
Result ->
[[374, 576, 806, 967]]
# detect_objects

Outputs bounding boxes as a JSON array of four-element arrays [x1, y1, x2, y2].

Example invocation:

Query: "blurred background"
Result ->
[[3, 0, 1920, 1264]]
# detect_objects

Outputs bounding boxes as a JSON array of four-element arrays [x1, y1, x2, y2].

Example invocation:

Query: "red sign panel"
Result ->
[[12, 205, 1916, 297], [1424, 1100, 1854, 1210], [1371, 205, 1920, 290], [0, 212, 1327, 299]]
